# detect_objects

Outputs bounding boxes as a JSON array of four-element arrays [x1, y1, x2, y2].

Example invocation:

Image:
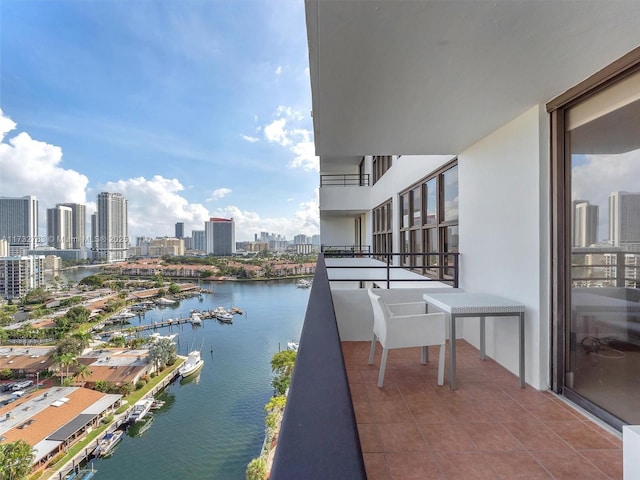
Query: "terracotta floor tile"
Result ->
[[417, 423, 478, 452], [434, 452, 499, 480], [461, 422, 525, 452], [531, 449, 609, 480], [363, 452, 390, 480], [502, 420, 571, 451], [376, 422, 429, 453], [344, 340, 623, 480], [483, 451, 552, 479], [385, 452, 444, 480], [578, 449, 623, 480], [545, 420, 620, 450]]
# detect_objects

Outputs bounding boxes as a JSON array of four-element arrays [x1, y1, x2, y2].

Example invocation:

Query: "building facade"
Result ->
[[0, 195, 39, 254], [92, 192, 129, 263], [204, 217, 235, 256], [191, 230, 206, 252], [0, 255, 45, 299], [57, 202, 87, 249], [175, 222, 184, 239], [46, 205, 73, 249], [303, 1, 640, 436]]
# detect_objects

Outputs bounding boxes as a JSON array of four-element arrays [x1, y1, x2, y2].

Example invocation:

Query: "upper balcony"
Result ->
[[269, 254, 624, 480], [319, 174, 371, 215]]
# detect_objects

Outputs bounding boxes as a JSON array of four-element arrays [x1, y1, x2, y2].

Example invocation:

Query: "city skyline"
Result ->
[[0, 1, 319, 242]]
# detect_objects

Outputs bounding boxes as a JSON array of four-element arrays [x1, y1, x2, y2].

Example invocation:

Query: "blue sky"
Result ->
[[0, 0, 318, 242]]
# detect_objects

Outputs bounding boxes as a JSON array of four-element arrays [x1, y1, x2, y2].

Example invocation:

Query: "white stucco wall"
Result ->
[[320, 217, 358, 246], [458, 105, 550, 390]]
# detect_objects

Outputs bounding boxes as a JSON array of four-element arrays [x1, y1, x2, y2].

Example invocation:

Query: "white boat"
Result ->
[[154, 297, 176, 305], [190, 312, 202, 325], [179, 349, 204, 377], [214, 307, 233, 323], [93, 430, 123, 457], [296, 279, 312, 288], [127, 398, 154, 423], [148, 332, 177, 343], [287, 341, 299, 352]]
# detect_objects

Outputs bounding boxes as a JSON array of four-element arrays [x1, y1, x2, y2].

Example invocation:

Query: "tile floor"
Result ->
[[342, 340, 623, 480]]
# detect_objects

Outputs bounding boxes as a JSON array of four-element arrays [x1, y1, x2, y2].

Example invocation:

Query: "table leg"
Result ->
[[480, 316, 486, 360], [519, 312, 525, 388], [450, 313, 456, 391]]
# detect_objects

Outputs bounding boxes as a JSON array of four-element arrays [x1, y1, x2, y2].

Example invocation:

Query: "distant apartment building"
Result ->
[[191, 230, 206, 251], [205, 217, 235, 256], [294, 234, 310, 245], [175, 222, 184, 239], [57, 202, 87, 249], [573, 200, 599, 247], [92, 192, 129, 263], [269, 239, 289, 252], [0, 239, 7, 257], [149, 237, 185, 257], [0, 195, 39, 255], [0, 255, 45, 299], [28, 247, 84, 262], [46, 204, 73, 249], [609, 191, 640, 247]]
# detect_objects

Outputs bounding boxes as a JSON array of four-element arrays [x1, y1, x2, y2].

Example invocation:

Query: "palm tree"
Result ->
[[55, 352, 77, 384], [72, 329, 93, 351], [74, 363, 93, 385]]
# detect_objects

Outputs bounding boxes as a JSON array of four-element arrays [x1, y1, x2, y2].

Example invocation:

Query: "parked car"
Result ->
[[12, 380, 33, 391]]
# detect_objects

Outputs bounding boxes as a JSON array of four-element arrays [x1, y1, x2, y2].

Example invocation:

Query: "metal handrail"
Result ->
[[320, 174, 369, 186], [323, 251, 460, 288]]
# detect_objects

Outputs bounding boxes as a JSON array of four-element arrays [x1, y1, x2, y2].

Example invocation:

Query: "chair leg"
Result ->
[[437, 343, 445, 386], [377, 348, 388, 387], [368, 334, 377, 365]]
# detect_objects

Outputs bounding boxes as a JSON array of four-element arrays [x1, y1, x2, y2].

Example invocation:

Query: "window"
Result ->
[[373, 199, 392, 256], [398, 161, 458, 279], [550, 49, 640, 429], [372, 155, 393, 184]]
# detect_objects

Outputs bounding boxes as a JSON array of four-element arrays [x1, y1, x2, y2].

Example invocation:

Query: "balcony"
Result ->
[[319, 174, 371, 215], [270, 254, 623, 480]]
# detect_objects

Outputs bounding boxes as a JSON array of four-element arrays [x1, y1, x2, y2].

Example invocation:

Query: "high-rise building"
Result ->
[[175, 222, 184, 239], [573, 200, 598, 247], [192, 230, 206, 251], [47, 205, 73, 249], [294, 234, 310, 245], [0, 255, 45, 299], [205, 217, 235, 256], [608, 191, 640, 247], [0, 195, 39, 254], [92, 192, 129, 262], [57, 203, 86, 249]]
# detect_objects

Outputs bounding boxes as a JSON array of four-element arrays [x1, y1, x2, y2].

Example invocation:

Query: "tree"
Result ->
[[55, 353, 77, 383], [148, 337, 177, 371], [245, 457, 267, 480], [0, 440, 35, 480], [72, 330, 93, 351], [168, 283, 181, 295]]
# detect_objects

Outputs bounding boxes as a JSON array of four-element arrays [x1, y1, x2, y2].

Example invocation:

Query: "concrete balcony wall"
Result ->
[[319, 185, 371, 212], [458, 105, 549, 391]]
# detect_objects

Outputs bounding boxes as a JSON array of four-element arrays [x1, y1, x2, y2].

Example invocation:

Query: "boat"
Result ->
[[190, 312, 202, 325], [93, 430, 123, 457], [154, 297, 176, 305], [151, 399, 165, 410], [148, 332, 178, 343], [231, 306, 243, 315], [214, 307, 233, 323], [127, 413, 154, 437], [179, 349, 204, 377], [287, 341, 299, 352], [296, 279, 312, 288], [127, 398, 154, 423]]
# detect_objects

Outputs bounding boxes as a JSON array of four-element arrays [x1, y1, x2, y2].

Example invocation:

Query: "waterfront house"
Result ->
[[0, 386, 121, 472], [271, 2, 640, 479], [75, 348, 151, 389]]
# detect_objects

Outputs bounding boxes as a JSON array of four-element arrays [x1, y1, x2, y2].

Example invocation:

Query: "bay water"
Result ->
[[77, 279, 309, 479]]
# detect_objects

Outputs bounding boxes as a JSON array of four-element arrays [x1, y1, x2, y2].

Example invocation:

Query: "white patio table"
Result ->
[[422, 292, 525, 390]]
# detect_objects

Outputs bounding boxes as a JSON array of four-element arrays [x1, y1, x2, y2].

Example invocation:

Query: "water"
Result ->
[[86, 279, 309, 479]]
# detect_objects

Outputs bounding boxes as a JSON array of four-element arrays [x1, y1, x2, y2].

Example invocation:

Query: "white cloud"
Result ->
[[208, 188, 232, 201], [242, 135, 260, 143], [263, 106, 319, 172], [100, 175, 210, 240], [212, 189, 319, 241], [275, 65, 282, 76], [0, 109, 89, 233]]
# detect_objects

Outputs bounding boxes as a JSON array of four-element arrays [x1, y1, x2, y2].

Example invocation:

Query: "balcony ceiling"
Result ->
[[305, 0, 640, 157]]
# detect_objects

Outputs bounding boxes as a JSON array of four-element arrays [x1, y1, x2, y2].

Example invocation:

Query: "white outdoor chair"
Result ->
[[367, 289, 446, 387]]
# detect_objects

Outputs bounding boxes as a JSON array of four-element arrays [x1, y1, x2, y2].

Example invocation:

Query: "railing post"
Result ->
[[386, 253, 391, 289], [616, 252, 626, 287]]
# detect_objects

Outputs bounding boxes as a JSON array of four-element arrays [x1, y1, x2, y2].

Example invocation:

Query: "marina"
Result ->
[[71, 278, 308, 479]]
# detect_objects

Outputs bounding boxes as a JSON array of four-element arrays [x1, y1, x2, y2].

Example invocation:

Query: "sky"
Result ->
[[0, 0, 319, 243]]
